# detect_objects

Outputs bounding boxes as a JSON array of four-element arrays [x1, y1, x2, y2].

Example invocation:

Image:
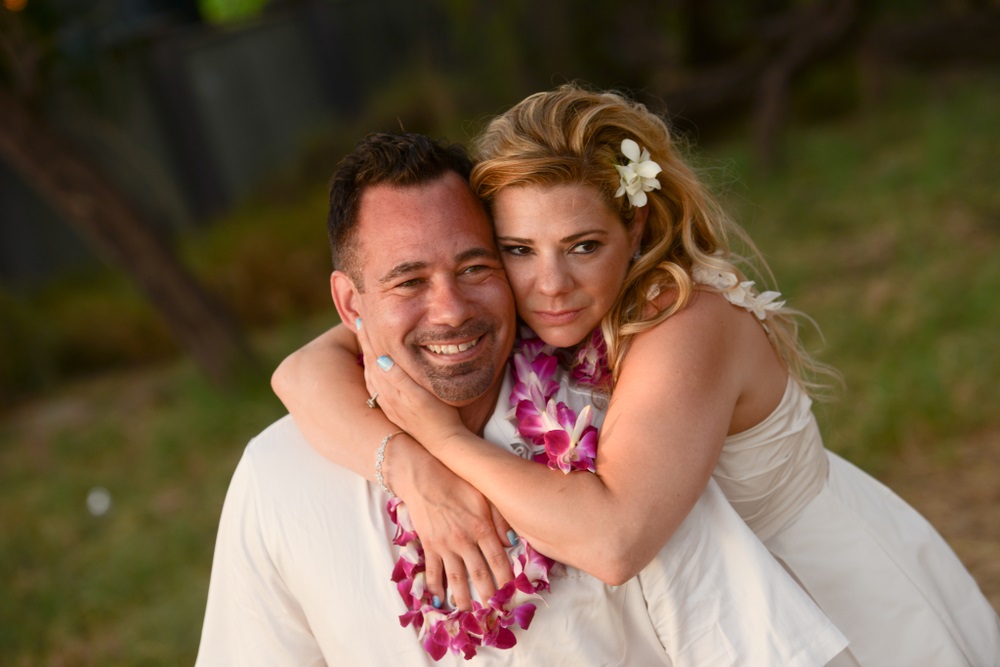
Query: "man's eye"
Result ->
[[501, 245, 531, 257], [396, 278, 423, 289], [462, 264, 487, 274], [571, 241, 599, 254]]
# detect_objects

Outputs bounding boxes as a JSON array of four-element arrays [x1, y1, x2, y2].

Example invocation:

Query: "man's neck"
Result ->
[[456, 379, 504, 437]]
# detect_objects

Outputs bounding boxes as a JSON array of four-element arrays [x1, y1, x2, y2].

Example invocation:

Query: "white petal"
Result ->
[[630, 189, 648, 207], [757, 291, 783, 307], [636, 161, 662, 178], [621, 138, 641, 162]]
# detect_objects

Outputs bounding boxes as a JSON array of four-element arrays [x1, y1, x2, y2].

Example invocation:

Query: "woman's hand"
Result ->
[[390, 449, 517, 610], [356, 323, 467, 448]]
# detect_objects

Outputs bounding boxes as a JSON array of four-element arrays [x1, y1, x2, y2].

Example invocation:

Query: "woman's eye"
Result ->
[[571, 241, 599, 254], [501, 245, 532, 257]]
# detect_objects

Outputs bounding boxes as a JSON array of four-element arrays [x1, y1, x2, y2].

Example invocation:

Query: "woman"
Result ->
[[273, 84, 999, 665]]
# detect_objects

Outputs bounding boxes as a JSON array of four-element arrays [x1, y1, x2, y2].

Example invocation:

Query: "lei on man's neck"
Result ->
[[386, 328, 608, 661]]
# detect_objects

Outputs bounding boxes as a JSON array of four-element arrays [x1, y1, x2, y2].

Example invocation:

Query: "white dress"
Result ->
[[713, 377, 1000, 666]]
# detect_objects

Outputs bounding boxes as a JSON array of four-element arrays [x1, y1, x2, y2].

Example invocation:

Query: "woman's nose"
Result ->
[[536, 256, 574, 296]]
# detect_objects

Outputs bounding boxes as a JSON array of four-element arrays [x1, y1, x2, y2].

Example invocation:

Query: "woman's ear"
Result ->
[[330, 271, 362, 333], [630, 206, 649, 254]]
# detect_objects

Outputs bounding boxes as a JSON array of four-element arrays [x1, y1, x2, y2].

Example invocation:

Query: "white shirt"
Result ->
[[197, 369, 849, 666]]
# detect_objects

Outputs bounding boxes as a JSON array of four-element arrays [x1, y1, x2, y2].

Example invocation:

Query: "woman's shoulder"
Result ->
[[645, 285, 749, 329], [630, 290, 746, 363], [628, 287, 776, 383]]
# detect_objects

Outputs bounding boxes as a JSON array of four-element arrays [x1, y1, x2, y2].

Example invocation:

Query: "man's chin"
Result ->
[[424, 364, 498, 405]]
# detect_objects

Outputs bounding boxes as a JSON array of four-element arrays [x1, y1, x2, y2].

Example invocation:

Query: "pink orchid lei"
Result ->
[[385, 327, 609, 661]]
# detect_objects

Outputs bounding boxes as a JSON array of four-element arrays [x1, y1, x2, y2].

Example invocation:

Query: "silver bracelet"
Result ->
[[375, 431, 404, 497]]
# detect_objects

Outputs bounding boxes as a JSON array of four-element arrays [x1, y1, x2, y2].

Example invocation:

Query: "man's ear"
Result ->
[[330, 270, 362, 333]]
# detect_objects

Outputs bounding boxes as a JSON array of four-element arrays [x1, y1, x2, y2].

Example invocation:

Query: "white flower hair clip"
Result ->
[[614, 138, 662, 207]]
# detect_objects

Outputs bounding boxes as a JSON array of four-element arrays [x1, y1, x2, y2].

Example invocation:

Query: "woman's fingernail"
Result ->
[[377, 355, 394, 371], [432, 595, 442, 609], [506, 529, 519, 546], [355, 317, 362, 330]]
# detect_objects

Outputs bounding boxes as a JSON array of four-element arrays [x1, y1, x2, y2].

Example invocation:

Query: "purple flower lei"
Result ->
[[385, 328, 609, 660]]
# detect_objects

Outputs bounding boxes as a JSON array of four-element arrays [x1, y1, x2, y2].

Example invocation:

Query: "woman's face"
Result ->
[[492, 183, 642, 348]]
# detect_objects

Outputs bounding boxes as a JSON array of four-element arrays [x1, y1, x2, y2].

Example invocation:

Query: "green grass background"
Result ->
[[2, 70, 998, 664]]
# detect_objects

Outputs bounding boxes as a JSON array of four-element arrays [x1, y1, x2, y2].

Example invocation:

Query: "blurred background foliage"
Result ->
[[2, 0, 999, 663]]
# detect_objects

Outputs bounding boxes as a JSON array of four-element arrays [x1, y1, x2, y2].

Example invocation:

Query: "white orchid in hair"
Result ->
[[614, 138, 662, 207]]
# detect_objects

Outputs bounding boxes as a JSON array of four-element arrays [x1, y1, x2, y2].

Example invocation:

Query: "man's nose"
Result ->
[[426, 278, 474, 327]]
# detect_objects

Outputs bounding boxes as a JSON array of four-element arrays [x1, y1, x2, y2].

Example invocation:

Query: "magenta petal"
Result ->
[[543, 429, 570, 457], [513, 603, 537, 630], [423, 629, 449, 661], [530, 354, 559, 380], [515, 403, 548, 443], [489, 580, 516, 608], [553, 401, 578, 431], [493, 625, 518, 649], [578, 426, 598, 458]]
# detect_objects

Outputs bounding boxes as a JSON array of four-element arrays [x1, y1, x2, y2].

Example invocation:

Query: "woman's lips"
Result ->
[[532, 309, 582, 325]]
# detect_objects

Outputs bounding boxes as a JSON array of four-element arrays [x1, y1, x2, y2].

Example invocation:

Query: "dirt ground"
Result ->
[[879, 427, 1000, 614]]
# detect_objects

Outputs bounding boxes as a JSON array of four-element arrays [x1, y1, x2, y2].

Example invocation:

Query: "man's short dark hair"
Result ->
[[327, 132, 473, 286]]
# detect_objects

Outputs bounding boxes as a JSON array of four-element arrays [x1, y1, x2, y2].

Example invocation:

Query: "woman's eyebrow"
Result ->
[[496, 230, 608, 244]]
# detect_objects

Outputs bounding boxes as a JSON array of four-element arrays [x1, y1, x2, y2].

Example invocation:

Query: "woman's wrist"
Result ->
[[381, 433, 437, 502], [375, 430, 405, 496]]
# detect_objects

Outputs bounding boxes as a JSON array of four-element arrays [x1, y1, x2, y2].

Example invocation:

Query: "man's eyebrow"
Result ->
[[456, 247, 500, 263], [376, 247, 498, 286], [377, 261, 427, 287]]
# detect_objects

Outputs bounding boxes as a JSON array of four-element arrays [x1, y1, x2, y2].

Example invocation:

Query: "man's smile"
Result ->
[[424, 336, 483, 356]]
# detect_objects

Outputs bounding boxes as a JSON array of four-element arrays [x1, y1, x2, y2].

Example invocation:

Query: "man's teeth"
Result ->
[[425, 338, 479, 355]]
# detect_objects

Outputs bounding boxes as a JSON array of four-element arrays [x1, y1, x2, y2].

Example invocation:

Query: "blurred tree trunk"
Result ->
[[752, 0, 859, 167], [0, 89, 255, 386]]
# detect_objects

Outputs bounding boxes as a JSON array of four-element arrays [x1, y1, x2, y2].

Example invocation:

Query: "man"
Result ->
[[197, 132, 853, 665]]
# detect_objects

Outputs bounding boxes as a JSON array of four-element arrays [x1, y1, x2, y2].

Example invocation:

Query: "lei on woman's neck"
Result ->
[[386, 327, 608, 661]]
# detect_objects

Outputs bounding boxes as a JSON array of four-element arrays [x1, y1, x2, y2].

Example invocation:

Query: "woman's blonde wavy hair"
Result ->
[[471, 82, 838, 396]]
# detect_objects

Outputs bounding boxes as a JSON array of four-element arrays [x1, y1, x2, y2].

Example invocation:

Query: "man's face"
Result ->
[[336, 172, 515, 408]]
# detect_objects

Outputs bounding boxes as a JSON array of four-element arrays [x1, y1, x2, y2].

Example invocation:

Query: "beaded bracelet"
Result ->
[[375, 431, 404, 496]]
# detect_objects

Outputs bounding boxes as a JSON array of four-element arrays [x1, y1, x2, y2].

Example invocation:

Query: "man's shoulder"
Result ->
[[238, 414, 362, 496], [249, 413, 303, 446], [243, 413, 309, 464]]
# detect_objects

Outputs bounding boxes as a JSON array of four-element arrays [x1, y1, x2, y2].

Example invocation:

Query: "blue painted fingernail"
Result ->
[[377, 355, 394, 371], [506, 529, 519, 546], [355, 317, 362, 330], [432, 595, 442, 609]]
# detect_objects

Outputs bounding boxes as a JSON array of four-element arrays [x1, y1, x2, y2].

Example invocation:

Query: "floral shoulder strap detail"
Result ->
[[692, 265, 785, 321]]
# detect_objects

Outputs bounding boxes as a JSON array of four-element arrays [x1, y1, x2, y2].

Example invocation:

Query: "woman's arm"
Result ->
[[364, 292, 787, 584], [271, 323, 516, 609]]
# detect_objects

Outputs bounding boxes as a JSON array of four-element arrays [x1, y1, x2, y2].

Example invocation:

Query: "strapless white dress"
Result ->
[[714, 378, 1000, 666]]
